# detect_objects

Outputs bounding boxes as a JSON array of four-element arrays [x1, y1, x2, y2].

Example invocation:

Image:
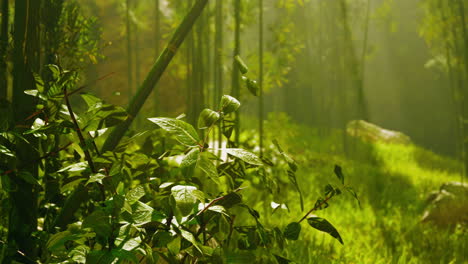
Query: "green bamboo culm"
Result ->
[[102, 0, 209, 152]]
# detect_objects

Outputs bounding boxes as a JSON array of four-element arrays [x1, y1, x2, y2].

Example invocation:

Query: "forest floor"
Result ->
[[241, 113, 467, 264]]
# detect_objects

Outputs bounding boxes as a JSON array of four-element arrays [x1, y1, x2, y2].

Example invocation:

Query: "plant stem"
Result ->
[[64, 87, 96, 173], [298, 194, 334, 223]]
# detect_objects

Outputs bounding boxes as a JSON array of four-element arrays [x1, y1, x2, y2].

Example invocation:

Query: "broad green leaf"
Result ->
[[234, 55, 249, 74], [226, 148, 263, 166], [148, 117, 200, 146], [196, 152, 219, 184], [80, 93, 102, 109], [86, 251, 115, 264], [82, 210, 112, 238], [191, 189, 206, 202], [220, 95, 241, 114], [334, 165, 344, 184], [167, 236, 181, 255], [171, 185, 198, 216], [307, 216, 343, 245], [217, 192, 242, 208], [119, 237, 141, 251], [180, 148, 200, 168], [181, 229, 203, 254], [126, 185, 146, 204], [198, 108, 220, 129], [132, 201, 154, 226], [47, 231, 81, 252], [283, 222, 301, 240]]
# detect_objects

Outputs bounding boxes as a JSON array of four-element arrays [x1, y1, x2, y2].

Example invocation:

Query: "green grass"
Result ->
[[240, 113, 467, 263]]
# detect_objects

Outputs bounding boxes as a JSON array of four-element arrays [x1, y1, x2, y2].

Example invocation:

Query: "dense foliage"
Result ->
[[0, 0, 467, 263], [0, 64, 359, 262]]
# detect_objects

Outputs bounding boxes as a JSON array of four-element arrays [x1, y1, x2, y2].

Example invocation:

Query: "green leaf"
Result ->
[[24, 89, 39, 97], [226, 148, 263, 166], [181, 229, 203, 254], [80, 93, 102, 109], [58, 161, 89, 173], [307, 216, 343, 245], [273, 139, 298, 172], [126, 185, 146, 204], [196, 152, 219, 184], [242, 76, 259, 96], [345, 186, 361, 208], [86, 251, 116, 264], [283, 222, 301, 240], [207, 205, 228, 216], [33, 73, 44, 93], [0, 145, 14, 158], [180, 148, 200, 168], [47, 231, 80, 252], [274, 254, 293, 264], [69, 245, 89, 263], [148, 117, 200, 146], [132, 201, 154, 226], [198, 108, 220, 129], [334, 165, 344, 184], [234, 55, 249, 74], [82, 210, 112, 238], [86, 173, 106, 185], [171, 185, 198, 216], [111, 249, 139, 263], [220, 95, 241, 114], [17, 171, 40, 185], [217, 192, 242, 208]]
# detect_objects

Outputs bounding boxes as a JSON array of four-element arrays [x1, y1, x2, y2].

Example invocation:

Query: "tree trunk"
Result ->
[[7, 0, 41, 261], [214, 0, 223, 151], [231, 0, 241, 146], [126, 0, 134, 102], [153, 0, 160, 115], [258, 0, 264, 156], [0, 0, 8, 99]]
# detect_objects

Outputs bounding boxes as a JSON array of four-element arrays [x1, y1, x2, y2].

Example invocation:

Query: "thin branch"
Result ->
[[36, 141, 73, 161], [196, 187, 243, 216], [63, 87, 96, 173], [298, 194, 334, 223]]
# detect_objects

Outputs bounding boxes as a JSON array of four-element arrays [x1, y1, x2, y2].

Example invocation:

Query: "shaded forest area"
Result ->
[[0, 0, 467, 263]]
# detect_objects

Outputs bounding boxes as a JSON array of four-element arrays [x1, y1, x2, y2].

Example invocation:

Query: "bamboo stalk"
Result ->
[[102, 0, 209, 152]]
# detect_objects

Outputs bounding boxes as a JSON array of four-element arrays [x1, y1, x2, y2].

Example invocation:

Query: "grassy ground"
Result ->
[[241, 113, 467, 263]]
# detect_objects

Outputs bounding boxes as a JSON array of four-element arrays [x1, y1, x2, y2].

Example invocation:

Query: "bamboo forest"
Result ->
[[0, 0, 468, 263]]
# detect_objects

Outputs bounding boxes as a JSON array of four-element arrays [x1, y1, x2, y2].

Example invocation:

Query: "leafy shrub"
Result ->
[[0, 66, 358, 263]]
